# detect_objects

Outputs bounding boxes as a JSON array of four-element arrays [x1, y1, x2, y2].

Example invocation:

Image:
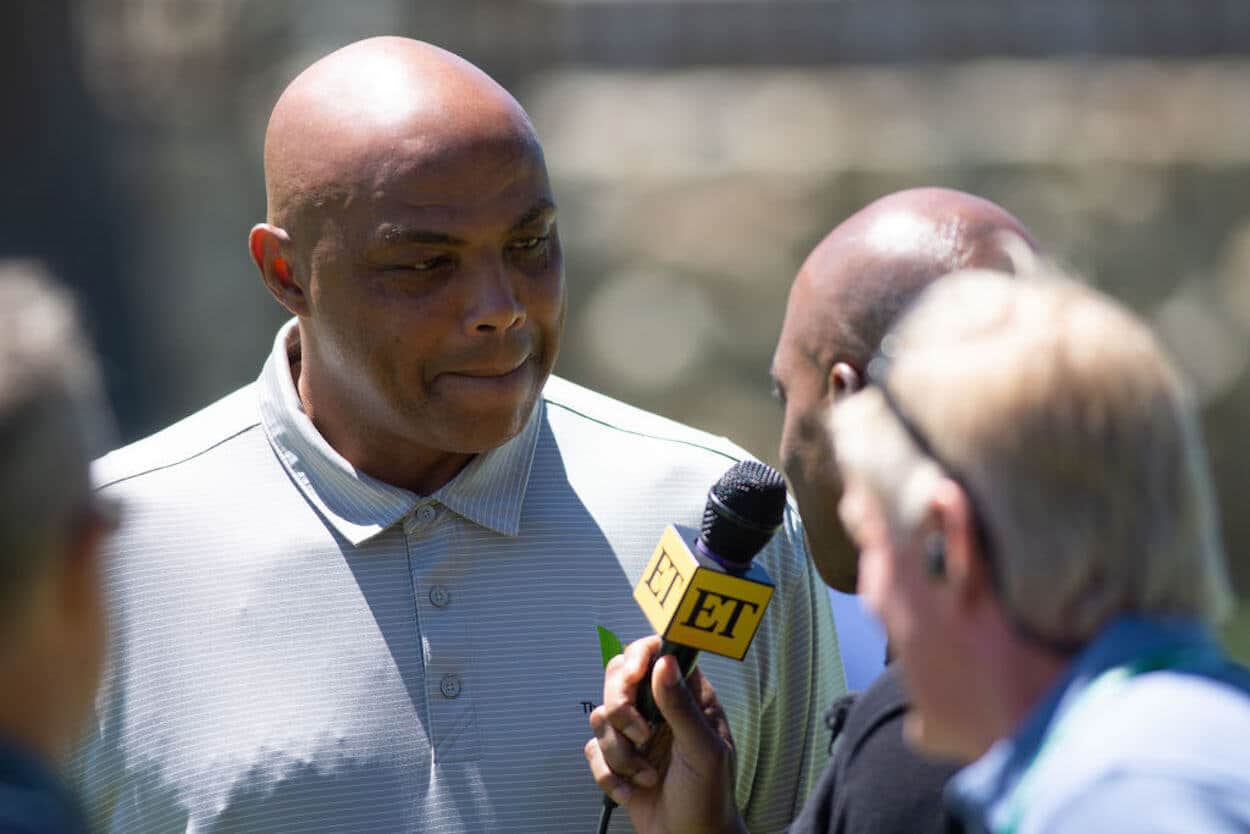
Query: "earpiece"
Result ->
[[831, 362, 862, 398], [924, 533, 946, 579]]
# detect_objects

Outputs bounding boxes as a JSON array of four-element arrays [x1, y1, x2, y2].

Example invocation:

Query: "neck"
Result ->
[[961, 619, 1070, 759], [294, 358, 473, 496]]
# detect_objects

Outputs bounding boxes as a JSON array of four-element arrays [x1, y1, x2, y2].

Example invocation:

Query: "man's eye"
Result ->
[[510, 236, 548, 251], [385, 256, 450, 272]]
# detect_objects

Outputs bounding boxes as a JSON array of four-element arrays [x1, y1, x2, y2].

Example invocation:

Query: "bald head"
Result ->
[[794, 187, 1036, 370], [249, 38, 564, 494], [772, 188, 1036, 592], [263, 37, 540, 229]]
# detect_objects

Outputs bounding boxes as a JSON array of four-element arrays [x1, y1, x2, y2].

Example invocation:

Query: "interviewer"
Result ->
[[588, 264, 1250, 833]]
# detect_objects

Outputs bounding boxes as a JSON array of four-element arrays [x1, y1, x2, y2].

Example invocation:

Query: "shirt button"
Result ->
[[429, 585, 451, 607], [416, 504, 438, 524], [440, 674, 462, 699]]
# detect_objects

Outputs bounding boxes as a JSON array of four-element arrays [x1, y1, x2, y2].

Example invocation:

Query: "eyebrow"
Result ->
[[375, 227, 465, 247], [510, 199, 557, 231], [371, 199, 556, 248]]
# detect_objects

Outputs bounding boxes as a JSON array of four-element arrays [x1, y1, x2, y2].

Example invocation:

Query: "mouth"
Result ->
[[445, 356, 533, 379], [435, 357, 540, 399]]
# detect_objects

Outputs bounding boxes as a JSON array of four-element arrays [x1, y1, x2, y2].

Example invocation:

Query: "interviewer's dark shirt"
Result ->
[[788, 665, 962, 834], [0, 740, 89, 834]]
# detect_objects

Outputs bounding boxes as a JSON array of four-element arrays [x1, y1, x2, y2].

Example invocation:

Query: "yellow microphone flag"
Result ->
[[632, 524, 774, 661]]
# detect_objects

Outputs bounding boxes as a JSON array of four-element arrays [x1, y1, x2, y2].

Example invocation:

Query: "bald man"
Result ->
[[774, 188, 1030, 596], [586, 189, 1036, 834], [77, 38, 837, 834]]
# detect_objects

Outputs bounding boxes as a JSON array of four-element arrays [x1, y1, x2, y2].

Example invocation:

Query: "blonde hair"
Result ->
[[833, 266, 1232, 644]]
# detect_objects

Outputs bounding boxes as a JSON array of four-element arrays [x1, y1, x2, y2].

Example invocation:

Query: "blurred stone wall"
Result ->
[[4, 0, 1250, 643], [524, 62, 1250, 605]]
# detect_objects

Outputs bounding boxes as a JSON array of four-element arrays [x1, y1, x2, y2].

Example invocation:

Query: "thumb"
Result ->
[[651, 655, 723, 757]]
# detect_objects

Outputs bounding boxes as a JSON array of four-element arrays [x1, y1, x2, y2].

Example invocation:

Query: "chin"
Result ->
[[443, 402, 537, 453]]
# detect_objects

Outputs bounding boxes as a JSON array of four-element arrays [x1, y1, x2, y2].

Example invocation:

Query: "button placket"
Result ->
[[405, 519, 480, 761]]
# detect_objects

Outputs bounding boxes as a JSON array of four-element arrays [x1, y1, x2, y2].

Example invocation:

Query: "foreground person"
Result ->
[[0, 263, 115, 834]]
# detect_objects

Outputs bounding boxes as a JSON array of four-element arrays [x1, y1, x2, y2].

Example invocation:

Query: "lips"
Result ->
[[444, 356, 532, 379], [434, 356, 541, 397]]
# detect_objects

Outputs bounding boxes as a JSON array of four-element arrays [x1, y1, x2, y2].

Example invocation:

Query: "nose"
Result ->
[[467, 260, 526, 334]]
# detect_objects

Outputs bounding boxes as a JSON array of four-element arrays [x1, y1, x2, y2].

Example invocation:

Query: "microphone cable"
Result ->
[[596, 796, 616, 834]]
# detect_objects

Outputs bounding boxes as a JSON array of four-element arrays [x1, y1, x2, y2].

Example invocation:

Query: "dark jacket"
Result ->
[[788, 665, 963, 834], [0, 741, 90, 834]]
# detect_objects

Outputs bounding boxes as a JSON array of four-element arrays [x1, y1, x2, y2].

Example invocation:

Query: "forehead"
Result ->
[[773, 269, 841, 376], [356, 134, 553, 230]]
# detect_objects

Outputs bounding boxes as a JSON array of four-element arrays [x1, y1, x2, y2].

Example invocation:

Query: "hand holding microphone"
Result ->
[[585, 461, 785, 834], [634, 460, 787, 721], [586, 636, 746, 834]]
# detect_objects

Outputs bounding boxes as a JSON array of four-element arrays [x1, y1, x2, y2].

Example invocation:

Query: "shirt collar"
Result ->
[[257, 320, 542, 546], [945, 615, 1218, 830]]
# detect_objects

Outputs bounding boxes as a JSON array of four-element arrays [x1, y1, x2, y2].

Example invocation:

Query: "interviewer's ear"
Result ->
[[926, 478, 993, 609], [248, 224, 308, 317], [830, 362, 862, 400]]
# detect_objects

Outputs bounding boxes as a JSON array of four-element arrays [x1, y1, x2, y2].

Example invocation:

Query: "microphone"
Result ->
[[632, 460, 787, 724]]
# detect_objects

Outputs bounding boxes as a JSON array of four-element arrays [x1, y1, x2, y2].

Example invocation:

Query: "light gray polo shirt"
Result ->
[[79, 321, 841, 833]]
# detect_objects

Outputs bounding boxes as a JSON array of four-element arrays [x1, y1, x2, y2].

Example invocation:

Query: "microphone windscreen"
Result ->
[[701, 460, 787, 567]]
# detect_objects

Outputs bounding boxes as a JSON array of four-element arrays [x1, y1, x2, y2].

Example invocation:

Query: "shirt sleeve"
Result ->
[[737, 504, 843, 834], [1037, 772, 1250, 834]]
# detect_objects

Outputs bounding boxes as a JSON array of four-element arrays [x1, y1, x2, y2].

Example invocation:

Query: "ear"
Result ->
[[926, 479, 994, 611], [829, 361, 862, 401], [248, 224, 309, 317]]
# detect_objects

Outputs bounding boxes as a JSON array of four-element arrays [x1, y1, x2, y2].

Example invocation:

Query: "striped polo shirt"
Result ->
[[78, 320, 842, 833]]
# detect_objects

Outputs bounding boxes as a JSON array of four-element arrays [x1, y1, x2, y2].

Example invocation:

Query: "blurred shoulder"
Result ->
[[1028, 670, 1250, 830], [92, 384, 261, 490]]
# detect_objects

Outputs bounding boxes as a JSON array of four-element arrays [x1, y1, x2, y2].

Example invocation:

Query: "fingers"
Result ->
[[586, 635, 666, 795], [587, 700, 660, 795], [601, 636, 662, 747], [584, 735, 637, 806], [684, 666, 735, 755], [650, 656, 734, 769]]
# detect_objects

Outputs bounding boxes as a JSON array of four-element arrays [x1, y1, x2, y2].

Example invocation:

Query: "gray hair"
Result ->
[[0, 261, 113, 609], [833, 266, 1232, 646]]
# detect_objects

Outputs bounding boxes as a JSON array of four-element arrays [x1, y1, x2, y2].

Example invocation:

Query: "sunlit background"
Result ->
[[4, 0, 1249, 657]]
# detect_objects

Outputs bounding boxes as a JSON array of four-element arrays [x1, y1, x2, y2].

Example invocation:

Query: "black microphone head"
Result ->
[[700, 460, 787, 569]]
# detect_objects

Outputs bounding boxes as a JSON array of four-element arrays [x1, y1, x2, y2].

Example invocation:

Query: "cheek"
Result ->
[[856, 546, 889, 613], [538, 276, 568, 336], [859, 546, 921, 641], [780, 415, 824, 482], [514, 264, 565, 346]]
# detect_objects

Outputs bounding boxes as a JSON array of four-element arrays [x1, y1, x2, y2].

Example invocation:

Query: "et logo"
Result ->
[[632, 525, 774, 661]]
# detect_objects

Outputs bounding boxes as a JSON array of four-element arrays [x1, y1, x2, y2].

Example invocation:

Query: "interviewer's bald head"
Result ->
[[772, 187, 1036, 591], [793, 187, 1036, 371]]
